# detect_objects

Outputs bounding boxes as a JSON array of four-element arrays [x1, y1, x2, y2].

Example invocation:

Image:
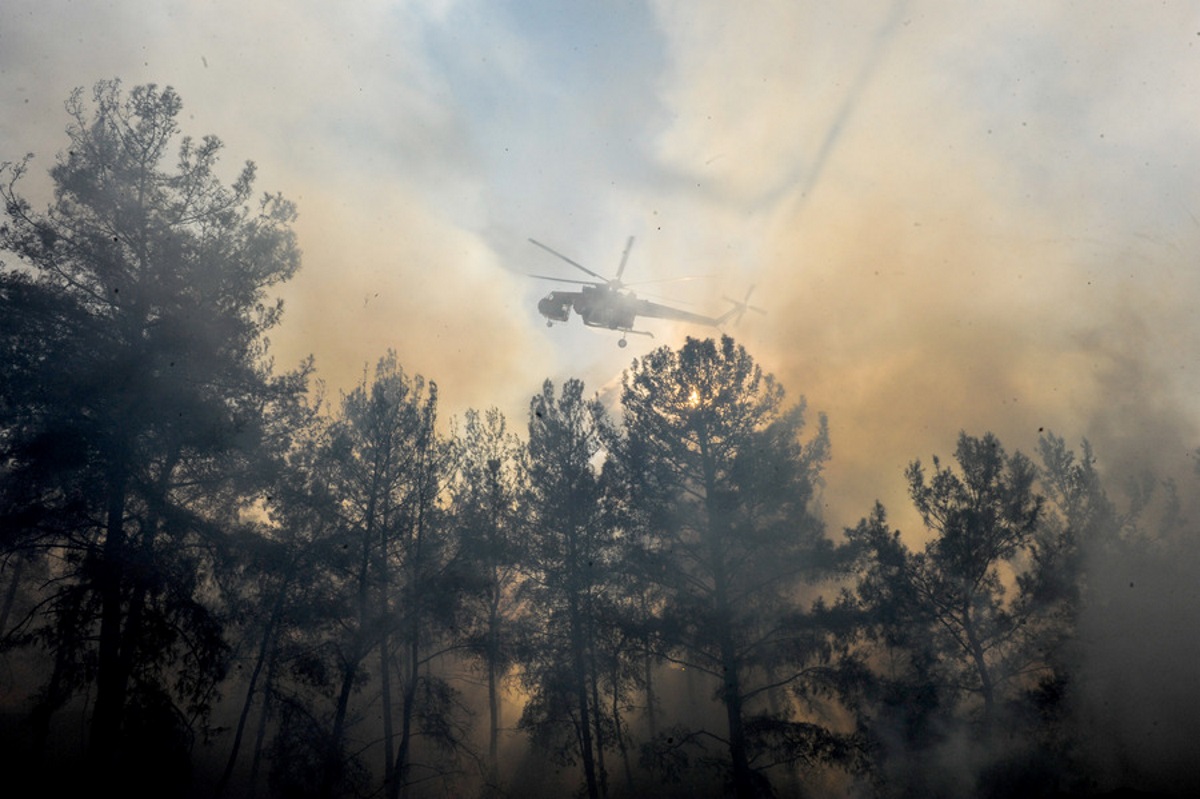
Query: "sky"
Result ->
[[3, 0, 1200, 532]]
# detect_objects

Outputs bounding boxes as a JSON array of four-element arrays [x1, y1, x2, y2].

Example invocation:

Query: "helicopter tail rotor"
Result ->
[[720, 285, 766, 326]]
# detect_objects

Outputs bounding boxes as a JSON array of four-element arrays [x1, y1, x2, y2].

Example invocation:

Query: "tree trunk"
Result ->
[[589, 642, 609, 797], [590, 647, 609, 791], [378, 504, 396, 789], [487, 590, 501, 773], [245, 649, 278, 799], [962, 605, 995, 723], [89, 462, 129, 779], [386, 636, 420, 799], [720, 622, 753, 799], [700, 430, 755, 799], [569, 592, 600, 799], [641, 592, 658, 746], [387, 456, 429, 799], [0, 556, 24, 636], [321, 522, 374, 799], [321, 651, 360, 799], [217, 566, 290, 796], [485, 488, 505, 790], [612, 656, 635, 794]]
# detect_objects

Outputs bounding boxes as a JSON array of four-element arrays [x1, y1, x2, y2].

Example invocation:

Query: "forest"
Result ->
[[1, 82, 1196, 799]]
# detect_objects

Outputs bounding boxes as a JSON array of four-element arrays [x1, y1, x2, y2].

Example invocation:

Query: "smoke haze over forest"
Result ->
[[3, 2, 1200, 797], [6, 1, 1198, 526]]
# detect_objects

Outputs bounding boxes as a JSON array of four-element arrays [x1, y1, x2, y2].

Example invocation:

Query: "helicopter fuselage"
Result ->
[[539, 285, 639, 330]]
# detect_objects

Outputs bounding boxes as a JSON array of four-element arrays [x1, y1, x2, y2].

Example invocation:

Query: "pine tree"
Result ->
[[0, 79, 302, 792], [618, 336, 844, 798]]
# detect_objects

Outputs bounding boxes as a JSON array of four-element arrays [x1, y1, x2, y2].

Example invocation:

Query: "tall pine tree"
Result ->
[[0, 80, 302, 793], [618, 336, 846, 798]]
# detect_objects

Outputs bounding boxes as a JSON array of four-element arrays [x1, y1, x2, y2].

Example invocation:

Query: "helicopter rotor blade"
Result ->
[[529, 274, 604, 287], [628, 273, 713, 288], [528, 239, 607, 280]]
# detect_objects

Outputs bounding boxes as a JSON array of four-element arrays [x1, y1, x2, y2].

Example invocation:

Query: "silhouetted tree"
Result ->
[[319, 355, 415, 798], [1027, 434, 1108, 675], [617, 336, 845, 799], [298, 353, 467, 799], [850, 433, 1043, 725], [451, 407, 527, 791], [268, 353, 470, 799], [1026, 433, 1200, 797], [377, 362, 469, 799], [844, 432, 1092, 797], [0, 79, 302, 792], [596, 414, 681, 791], [520, 378, 615, 799], [214, 389, 338, 798]]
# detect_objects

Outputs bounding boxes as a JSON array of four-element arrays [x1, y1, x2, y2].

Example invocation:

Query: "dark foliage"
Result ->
[[0, 79, 305, 792]]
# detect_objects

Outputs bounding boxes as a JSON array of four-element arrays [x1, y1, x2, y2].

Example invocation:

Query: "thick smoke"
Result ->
[[641, 4, 1200, 793]]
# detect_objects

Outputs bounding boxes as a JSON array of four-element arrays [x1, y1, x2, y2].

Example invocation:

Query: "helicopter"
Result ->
[[529, 236, 763, 347]]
